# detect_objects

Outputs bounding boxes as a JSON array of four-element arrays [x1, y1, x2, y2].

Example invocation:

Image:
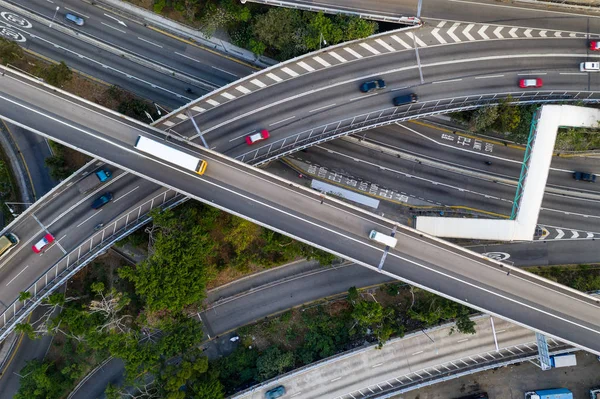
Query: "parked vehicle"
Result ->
[[519, 78, 543, 88], [92, 192, 113, 209], [369, 230, 397, 247], [135, 135, 207, 175], [265, 386, 286, 399], [64, 13, 84, 26], [360, 79, 386, 93], [549, 353, 576, 368], [573, 171, 596, 182], [32, 234, 55, 253], [246, 129, 270, 145], [393, 93, 418, 106], [77, 168, 112, 194], [0, 233, 19, 258], [580, 62, 600, 72], [525, 388, 573, 399]]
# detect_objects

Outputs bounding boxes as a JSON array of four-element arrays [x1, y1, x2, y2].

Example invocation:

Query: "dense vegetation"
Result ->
[[147, 0, 378, 60]]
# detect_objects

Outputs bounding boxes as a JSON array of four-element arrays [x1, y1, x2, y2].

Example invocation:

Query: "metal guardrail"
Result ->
[[0, 190, 187, 342], [236, 91, 600, 165], [239, 0, 421, 24]]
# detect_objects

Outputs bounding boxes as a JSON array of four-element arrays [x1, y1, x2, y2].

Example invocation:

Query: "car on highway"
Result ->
[[64, 13, 85, 26], [246, 129, 270, 145], [265, 386, 286, 399], [393, 93, 418, 106], [573, 171, 597, 182], [519, 78, 543, 88], [32, 234, 55, 253], [580, 62, 600, 72], [591, 41, 600, 51], [92, 192, 114, 209], [360, 79, 386, 93]]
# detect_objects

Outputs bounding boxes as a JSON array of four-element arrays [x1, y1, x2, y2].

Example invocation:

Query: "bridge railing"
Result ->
[[236, 90, 600, 166], [0, 190, 187, 342]]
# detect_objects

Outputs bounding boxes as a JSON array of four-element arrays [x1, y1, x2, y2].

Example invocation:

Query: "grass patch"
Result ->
[[526, 264, 600, 292]]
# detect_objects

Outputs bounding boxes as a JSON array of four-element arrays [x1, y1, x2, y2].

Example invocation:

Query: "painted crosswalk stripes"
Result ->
[[359, 42, 381, 55], [236, 85, 251, 94], [328, 51, 347, 63], [266, 72, 283, 82], [313, 56, 331, 67], [375, 38, 395, 52], [344, 47, 364, 58], [281, 67, 299, 77], [250, 78, 267, 88], [391, 35, 412, 49], [297, 61, 315, 72]]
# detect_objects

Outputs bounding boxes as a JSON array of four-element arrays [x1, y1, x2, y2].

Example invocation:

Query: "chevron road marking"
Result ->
[[406, 32, 427, 47], [431, 28, 447, 44], [281, 67, 299, 77], [447, 23, 461, 42], [312, 56, 331, 67], [375, 38, 395, 52], [571, 231, 579, 239], [297, 61, 315, 72], [478, 25, 489, 40], [344, 47, 364, 58], [509, 28, 518, 38], [540, 30, 547, 37], [391, 35, 412, 49], [524, 29, 533, 38], [328, 51, 347, 63], [555, 229, 565, 239], [266, 72, 283, 82], [250, 78, 267, 87], [191, 106, 205, 113], [206, 99, 219, 106], [236, 85, 251, 94], [437, 21, 447, 28], [554, 31, 562, 37], [360, 42, 381, 55], [221, 92, 235, 100], [463, 24, 475, 41], [587, 232, 594, 239], [493, 26, 504, 39]]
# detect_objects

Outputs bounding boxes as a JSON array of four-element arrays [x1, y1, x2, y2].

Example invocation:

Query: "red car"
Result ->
[[245, 129, 269, 145], [519, 78, 543, 88], [590, 40, 600, 51], [32, 233, 55, 253]]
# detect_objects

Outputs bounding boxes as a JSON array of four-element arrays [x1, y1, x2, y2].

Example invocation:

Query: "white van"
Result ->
[[369, 230, 397, 247], [0, 233, 19, 258]]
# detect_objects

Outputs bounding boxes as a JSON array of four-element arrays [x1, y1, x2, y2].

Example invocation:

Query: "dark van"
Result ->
[[573, 171, 596, 182], [92, 192, 113, 209], [393, 93, 418, 106]]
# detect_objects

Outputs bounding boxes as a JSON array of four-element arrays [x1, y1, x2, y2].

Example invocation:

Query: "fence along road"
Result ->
[[0, 66, 600, 355]]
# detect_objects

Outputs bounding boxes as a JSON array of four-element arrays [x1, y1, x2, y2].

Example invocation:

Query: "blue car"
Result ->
[[360, 79, 386, 93], [265, 386, 286, 399], [65, 13, 84, 26], [92, 192, 113, 209]]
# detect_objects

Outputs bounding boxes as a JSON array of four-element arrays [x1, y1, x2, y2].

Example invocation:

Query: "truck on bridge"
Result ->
[[77, 169, 112, 194], [525, 388, 573, 399]]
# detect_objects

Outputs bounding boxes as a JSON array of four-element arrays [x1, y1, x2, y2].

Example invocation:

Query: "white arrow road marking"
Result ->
[[540, 30, 547, 37], [463, 24, 475, 41], [493, 26, 504, 39], [571, 230, 579, 239], [587, 232, 594, 239], [432, 28, 447, 44], [555, 229, 565, 239], [478, 25, 489, 40], [509, 28, 518, 38], [448, 22, 461, 42], [524, 29, 533, 38], [104, 13, 127, 27]]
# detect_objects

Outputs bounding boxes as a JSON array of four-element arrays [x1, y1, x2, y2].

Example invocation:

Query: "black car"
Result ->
[[393, 93, 418, 106], [92, 192, 113, 209], [360, 79, 386, 93], [573, 171, 596, 182]]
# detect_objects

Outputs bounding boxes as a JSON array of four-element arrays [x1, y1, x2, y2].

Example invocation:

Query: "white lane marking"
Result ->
[[104, 13, 127, 27], [496, 329, 506, 333], [221, 92, 236, 100], [229, 131, 254, 142], [57, 235, 67, 242], [432, 78, 462, 84], [432, 28, 447, 44], [328, 51, 348, 63], [448, 0, 600, 18], [350, 92, 379, 101], [206, 99, 220, 106], [457, 338, 469, 342], [344, 47, 364, 58], [176, 52, 203, 64], [236, 85, 251, 94], [478, 25, 489, 40], [66, 8, 89, 18], [447, 23, 461, 42], [266, 72, 283, 82], [372, 362, 384, 367], [331, 377, 342, 382], [412, 351, 424, 356], [475, 74, 504, 79], [517, 72, 547, 75], [269, 116, 295, 126], [390, 35, 412, 49], [463, 24, 475, 41], [309, 103, 336, 113], [290, 393, 302, 398], [113, 186, 139, 203], [406, 32, 427, 47], [211, 66, 238, 77], [4, 92, 600, 348], [281, 67, 299, 77], [6, 265, 29, 286], [375, 38, 395, 52], [313, 56, 331, 67], [250, 78, 267, 88], [437, 21, 447, 28], [360, 42, 381, 55], [560, 72, 588, 75], [76, 210, 103, 228], [137, 37, 163, 48], [100, 22, 126, 34], [296, 61, 315, 72]]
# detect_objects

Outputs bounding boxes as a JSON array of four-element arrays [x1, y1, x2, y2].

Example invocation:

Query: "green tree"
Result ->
[[224, 217, 261, 255], [455, 309, 476, 335], [342, 16, 378, 41], [15, 322, 36, 340], [252, 8, 303, 59], [43, 61, 72, 87], [304, 12, 343, 51], [15, 360, 69, 399], [0, 37, 22, 64], [471, 105, 499, 132], [18, 291, 31, 302], [351, 300, 385, 328], [255, 347, 295, 381], [495, 96, 521, 132]]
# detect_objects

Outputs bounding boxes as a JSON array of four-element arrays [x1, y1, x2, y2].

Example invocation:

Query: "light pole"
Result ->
[[421, 329, 439, 355], [319, 32, 327, 50], [49, 6, 60, 28]]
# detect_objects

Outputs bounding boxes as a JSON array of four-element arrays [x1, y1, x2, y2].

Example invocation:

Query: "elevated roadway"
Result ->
[[1, 66, 600, 357]]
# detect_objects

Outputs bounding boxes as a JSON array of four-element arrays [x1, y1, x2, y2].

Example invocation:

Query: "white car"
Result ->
[[580, 62, 600, 72]]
